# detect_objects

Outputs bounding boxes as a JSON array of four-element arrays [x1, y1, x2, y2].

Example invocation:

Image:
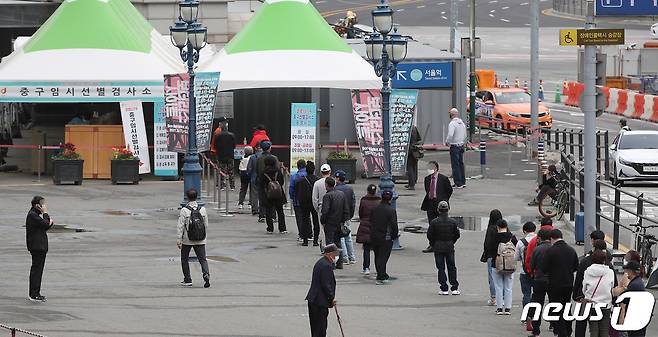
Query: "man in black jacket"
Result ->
[[421, 161, 453, 253], [529, 229, 553, 337], [306, 243, 340, 337], [320, 177, 349, 269], [540, 229, 579, 337], [26, 196, 54, 302], [369, 191, 399, 285], [427, 201, 460, 295], [214, 123, 236, 190]]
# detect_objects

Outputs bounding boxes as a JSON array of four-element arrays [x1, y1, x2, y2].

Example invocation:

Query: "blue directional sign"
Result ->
[[392, 62, 453, 89], [596, 0, 658, 16]]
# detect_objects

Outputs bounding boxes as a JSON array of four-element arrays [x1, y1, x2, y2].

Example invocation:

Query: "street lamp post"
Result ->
[[170, 0, 208, 206]]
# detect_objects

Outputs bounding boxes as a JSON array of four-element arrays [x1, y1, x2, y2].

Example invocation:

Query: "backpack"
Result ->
[[520, 238, 530, 274], [265, 171, 284, 201], [185, 205, 206, 241], [495, 241, 517, 274]]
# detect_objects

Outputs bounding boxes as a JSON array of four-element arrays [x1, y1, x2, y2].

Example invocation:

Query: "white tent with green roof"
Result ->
[[0, 0, 184, 102], [199, 0, 379, 91]]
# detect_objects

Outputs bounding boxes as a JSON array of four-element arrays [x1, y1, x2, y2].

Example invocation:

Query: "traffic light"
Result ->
[[595, 52, 606, 117]]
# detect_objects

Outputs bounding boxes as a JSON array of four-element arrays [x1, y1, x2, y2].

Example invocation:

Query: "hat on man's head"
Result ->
[[320, 164, 331, 173], [323, 243, 342, 254], [381, 190, 393, 201], [260, 141, 272, 150], [623, 260, 642, 273], [334, 170, 347, 180], [438, 200, 450, 212]]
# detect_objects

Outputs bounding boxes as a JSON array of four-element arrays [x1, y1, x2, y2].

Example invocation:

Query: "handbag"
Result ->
[[339, 222, 351, 237], [480, 251, 488, 263]]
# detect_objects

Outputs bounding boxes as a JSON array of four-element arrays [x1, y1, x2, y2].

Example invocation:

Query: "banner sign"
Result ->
[[194, 72, 220, 152], [290, 103, 317, 175], [351, 89, 385, 177], [596, 0, 658, 16], [153, 98, 178, 176], [119, 100, 151, 174], [0, 81, 162, 102], [164, 73, 189, 153], [389, 89, 418, 176], [392, 62, 453, 89]]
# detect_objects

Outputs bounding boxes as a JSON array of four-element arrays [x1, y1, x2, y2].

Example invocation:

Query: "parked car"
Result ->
[[651, 23, 658, 40], [468, 88, 553, 131], [609, 130, 658, 186]]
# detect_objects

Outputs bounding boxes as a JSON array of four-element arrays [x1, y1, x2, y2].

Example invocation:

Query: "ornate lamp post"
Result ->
[[170, 0, 208, 205]]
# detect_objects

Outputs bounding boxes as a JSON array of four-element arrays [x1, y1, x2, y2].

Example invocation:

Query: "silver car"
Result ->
[[609, 130, 658, 186]]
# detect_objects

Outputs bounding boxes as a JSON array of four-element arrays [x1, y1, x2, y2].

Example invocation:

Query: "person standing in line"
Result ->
[[369, 191, 399, 285], [612, 260, 647, 337], [515, 221, 536, 328], [490, 219, 518, 315], [426, 201, 460, 295], [405, 125, 423, 190], [247, 144, 263, 218], [320, 177, 349, 269], [313, 164, 332, 248], [209, 117, 224, 160], [255, 141, 280, 223], [295, 161, 320, 246], [528, 229, 553, 337], [421, 161, 453, 253], [237, 145, 254, 210], [248, 124, 270, 148], [523, 217, 554, 278], [289, 159, 308, 242], [214, 121, 236, 191], [334, 170, 356, 265], [540, 229, 579, 337], [26, 196, 53, 302], [482, 209, 503, 306], [445, 107, 467, 189], [356, 184, 380, 275], [177, 189, 211, 288], [582, 250, 615, 337], [259, 156, 287, 234], [305, 243, 340, 337]]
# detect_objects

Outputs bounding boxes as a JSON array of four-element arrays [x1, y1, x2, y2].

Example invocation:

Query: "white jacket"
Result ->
[[312, 177, 328, 212], [446, 117, 467, 145], [177, 201, 208, 245], [582, 264, 614, 307]]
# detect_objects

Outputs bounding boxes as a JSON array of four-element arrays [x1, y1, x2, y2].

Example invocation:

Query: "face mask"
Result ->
[[333, 256, 339, 264], [427, 169, 435, 175]]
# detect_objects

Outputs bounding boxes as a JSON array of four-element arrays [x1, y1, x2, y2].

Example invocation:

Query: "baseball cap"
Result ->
[[323, 243, 342, 254], [334, 170, 346, 179], [381, 190, 393, 200], [438, 200, 450, 211], [320, 164, 331, 172], [623, 260, 642, 272], [260, 141, 272, 150]]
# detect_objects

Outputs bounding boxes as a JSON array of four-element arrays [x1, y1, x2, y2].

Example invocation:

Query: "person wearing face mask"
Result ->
[[420, 161, 453, 253], [26, 195, 54, 302], [306, 243, 340, 337]]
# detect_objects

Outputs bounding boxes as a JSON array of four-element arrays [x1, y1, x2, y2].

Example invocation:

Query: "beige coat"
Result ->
[[177, 201, 208, 245]]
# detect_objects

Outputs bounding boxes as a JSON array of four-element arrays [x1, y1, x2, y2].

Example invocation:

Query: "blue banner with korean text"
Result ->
[[290, 103, 317, 174]]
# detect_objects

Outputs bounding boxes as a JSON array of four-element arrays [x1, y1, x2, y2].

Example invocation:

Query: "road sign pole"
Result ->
[[530, 0, 539, 180], [450, 0, 458, 53], [583, 0, 597, 255], [468, 0, 476, 142]]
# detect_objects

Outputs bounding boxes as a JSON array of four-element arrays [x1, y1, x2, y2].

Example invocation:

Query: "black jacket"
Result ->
[[572, 249, 617, 301], [540, 240, 579, 288], [421, 173, 453, 211], [259, 167, 286, 206], [295, 174, 319, 210], [484, 230, 517, 260], [427, 213, 460, 253], [320, 189, 349, 227], [305, 257, 336, 308], [356, 195, 381, 244], [530, 240, 552, 282], [335, 183, 356, 219], [369, 202, 399, 244], [26, 208, 53, 252], [214, 130, 236, 161]]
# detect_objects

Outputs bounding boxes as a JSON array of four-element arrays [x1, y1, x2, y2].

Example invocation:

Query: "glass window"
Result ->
[[494, 91, 531, 104], [619, 133, 658, 150]]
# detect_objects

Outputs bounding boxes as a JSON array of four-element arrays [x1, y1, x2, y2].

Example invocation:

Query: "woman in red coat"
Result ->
[[249, 124, 271, 149], [356, 184, 381, 275]]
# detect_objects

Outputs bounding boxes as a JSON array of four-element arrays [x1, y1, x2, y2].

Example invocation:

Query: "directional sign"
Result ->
[[596, 0, 658, 16], [392, 62, 453, 89], [559, 29, 624, 46], [560, 29, 578, 46]]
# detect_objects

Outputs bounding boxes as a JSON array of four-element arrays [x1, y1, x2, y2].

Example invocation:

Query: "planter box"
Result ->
[[52, 159, 83, 185], [326, 158, 357, 184], [111, 160, 140, 185]]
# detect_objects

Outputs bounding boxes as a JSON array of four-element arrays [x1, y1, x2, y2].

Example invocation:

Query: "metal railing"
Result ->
[[0, 324, 48, 337], [543, 128, 610, 180]]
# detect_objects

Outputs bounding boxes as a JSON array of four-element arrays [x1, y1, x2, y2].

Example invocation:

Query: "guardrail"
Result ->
[[0, 323, 48, 337], [542, 128, 610, 179]]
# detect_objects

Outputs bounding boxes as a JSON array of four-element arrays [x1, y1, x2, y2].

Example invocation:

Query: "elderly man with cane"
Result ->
[[306, 243, 341, 337]]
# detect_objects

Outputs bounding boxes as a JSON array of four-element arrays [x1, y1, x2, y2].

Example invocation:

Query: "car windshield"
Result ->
[[495, 92, 531, 104], [619, 134, 658, 150]]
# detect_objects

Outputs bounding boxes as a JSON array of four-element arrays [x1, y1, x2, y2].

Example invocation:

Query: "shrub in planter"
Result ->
[[51, 143, 83, 185], [111, 147, 140, 185], [327, 149, 357, 184]]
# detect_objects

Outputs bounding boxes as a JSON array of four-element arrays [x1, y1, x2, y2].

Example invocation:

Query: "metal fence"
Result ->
[[0, 324, 48, 337], [543, 128, 610, 179], [553, 0, 587, 17]]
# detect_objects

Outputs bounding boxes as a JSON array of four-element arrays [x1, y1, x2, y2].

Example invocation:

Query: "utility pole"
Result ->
[[582, 0, 596, 254], [450, 0, 458, 53], [530, 0, 539, 163], [468, 0, 476, 141]]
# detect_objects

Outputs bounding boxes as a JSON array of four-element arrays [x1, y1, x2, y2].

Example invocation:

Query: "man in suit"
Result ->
[[421, 161, 453, 253], [306, 243, 340, 337], [26, 195, 54, 302]]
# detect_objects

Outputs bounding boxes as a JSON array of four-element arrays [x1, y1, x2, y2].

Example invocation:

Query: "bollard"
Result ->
[[220, 183, 234, 217], [538, 80, 545, 101], [212, 169, 218, 203], [216, 174, 222, 211], [554, 83, 562, 103], [505, 140, 516, 176], [37, 145, 41, 183], [479, 139, 486, 178]]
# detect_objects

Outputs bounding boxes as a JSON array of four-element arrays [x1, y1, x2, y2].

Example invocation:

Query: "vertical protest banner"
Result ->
[[194, 72, 220, 152], [290, 103, 317, 175], [164, 73, 189, 153], [119, 100, 151, 174], [153, 98, 178, 176], [351, 89, 385, 177], [389, 89, 418, 176]]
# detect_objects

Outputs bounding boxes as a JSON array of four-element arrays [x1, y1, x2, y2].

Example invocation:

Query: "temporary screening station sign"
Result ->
[[290, 103, 317, 175]]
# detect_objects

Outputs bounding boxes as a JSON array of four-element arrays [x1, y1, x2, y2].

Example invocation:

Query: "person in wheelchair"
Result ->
[[528, 164, 566, 206]]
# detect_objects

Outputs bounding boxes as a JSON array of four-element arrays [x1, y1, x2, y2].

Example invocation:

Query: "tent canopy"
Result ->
[[199, 0, 379, 91]]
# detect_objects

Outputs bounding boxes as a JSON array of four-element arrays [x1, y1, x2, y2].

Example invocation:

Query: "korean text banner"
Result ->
[[153, 98, 178, 176], [164, 73, 189, 153], [0, 82, 162, 102], [351, 89, 385, 177], [194, 72, 220, 152], [119, 100, 151, 174], [290, 103, 317, 175], [390, 89, 418, 176]]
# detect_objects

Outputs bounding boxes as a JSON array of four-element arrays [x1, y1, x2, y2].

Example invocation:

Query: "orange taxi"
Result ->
[[470, 88, 553, 131]]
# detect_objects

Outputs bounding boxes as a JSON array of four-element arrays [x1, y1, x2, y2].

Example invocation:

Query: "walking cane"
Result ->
[[334, 304, 346, 337]]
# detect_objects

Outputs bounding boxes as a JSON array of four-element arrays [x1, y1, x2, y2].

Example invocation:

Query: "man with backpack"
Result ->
[[515, 221, 536, 328], [259, 156, 287, 234], [255, 141, 280, 223], [426, 201, 460, 295], [177, 188, 210, 288]]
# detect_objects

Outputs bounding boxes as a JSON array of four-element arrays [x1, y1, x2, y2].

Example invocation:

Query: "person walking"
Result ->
[[619, 118, 631, 134], [529, 229, 553, 337], [334, 170, 356, 265], [421, 161, 453, 253], [405, 125, 423, 190], [313, 164, 332, 247], [305, 243, 340, 337], [259, 156, 287, 234], [489, 219, 518, 315], [482, 209, 503, 306], [247, 144, 263, 218], [516, 221, 536, 324], [540, 229, 579, 337], [445, 107, 467, 188], [356, 184, 380, 275], [255, 141, 280, 223], [289, 159, 308, 242], [177, 189, 211, 288], [582, 250, 615, 337], [214, 122, 236, 191], [427, 201, 460, 295], [320, 177, 349, 269], [295, 161, 321, 246], [249, 124, 270, 148], [26, 196, 53, 302], [369, 191, 399, 285], [237, 146, 254, 209]]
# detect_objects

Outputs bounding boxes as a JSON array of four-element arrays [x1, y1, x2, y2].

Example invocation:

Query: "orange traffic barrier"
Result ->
[[514, 78, 520, 88], [615, 90, 628, 115], [633, 94, 645, 119]]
